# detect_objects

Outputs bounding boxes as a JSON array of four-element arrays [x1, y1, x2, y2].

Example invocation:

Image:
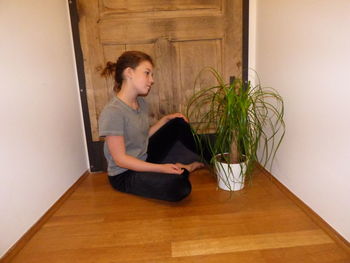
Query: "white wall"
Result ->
[[250, 0, 350, 241], [0, 0, 89, 257]]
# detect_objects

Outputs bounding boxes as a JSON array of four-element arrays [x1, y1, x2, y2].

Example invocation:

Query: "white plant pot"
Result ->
[[215, 156, 247, 191]]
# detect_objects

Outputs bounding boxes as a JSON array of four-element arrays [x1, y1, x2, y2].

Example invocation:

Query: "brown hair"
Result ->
[[101, 51, 154, 92]]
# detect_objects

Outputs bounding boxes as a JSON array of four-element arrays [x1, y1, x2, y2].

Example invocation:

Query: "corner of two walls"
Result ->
[[0, 0, 89, 257], [250, 0, 350, 241]]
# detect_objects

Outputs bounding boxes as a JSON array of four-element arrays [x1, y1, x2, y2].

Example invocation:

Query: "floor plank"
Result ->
[[172, 229, 333, 257], [9, 167, 350, 263]]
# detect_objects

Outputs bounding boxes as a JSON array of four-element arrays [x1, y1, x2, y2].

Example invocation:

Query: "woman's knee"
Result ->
[[165, 117, 188, 130], [174, 117, 189, 128], [166, 176, 192, 202]]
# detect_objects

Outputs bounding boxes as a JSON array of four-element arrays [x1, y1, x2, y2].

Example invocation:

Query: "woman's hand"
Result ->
[[159, 163, 183, 174]]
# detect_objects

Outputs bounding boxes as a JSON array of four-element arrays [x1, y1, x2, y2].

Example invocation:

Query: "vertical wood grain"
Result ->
[[77, 0, 243, 141]]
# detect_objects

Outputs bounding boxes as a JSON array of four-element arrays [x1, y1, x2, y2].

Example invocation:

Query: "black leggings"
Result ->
[[108, 118, 200, 202]]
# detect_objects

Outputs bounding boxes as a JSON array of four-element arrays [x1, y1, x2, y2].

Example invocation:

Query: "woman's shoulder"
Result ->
[[104, 97, 125, 110], [100, 97, 123, 117]]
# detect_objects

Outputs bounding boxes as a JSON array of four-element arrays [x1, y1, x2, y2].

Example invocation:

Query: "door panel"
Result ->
[[177, 40, 222, 113], [101, 0, 221, 12], [77, 0, 243, 141]]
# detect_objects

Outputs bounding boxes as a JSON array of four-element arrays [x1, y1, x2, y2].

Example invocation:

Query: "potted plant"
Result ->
[[186, 68, 285, 191]]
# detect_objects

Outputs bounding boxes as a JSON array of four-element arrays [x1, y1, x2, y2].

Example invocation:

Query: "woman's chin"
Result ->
[[139, 90, 150, 96], [140, 88, 151, 96]]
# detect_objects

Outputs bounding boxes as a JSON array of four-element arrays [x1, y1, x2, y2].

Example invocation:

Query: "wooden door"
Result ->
[[77, 0, 243, 142]]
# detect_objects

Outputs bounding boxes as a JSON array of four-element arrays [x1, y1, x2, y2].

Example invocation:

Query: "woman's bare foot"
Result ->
[[175, 162, 204, 172]]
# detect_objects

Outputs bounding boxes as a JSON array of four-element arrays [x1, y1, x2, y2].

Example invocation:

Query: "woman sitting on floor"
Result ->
[[98, 51, 205, 202]]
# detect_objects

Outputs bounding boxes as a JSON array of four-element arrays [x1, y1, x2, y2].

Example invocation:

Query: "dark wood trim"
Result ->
[[243, 0, 249, 82], [68, 0, 105, 172], [257, 164, 350, 255], [0, 171, 91, 263]]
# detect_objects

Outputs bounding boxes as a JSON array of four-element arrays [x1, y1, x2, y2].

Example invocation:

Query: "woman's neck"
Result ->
[[116, 89, 139, 110]]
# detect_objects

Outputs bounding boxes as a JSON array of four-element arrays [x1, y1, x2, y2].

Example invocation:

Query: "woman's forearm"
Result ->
[[106, 135, 182, 174], [115, 153, 163, 172]]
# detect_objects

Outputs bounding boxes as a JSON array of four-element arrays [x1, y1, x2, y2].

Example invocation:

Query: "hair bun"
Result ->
[[101, 61, 116, 77]]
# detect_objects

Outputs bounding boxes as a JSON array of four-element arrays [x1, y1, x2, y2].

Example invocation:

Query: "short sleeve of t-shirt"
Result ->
[[97, 96, 149, 176], [98, 106, 124, 137]]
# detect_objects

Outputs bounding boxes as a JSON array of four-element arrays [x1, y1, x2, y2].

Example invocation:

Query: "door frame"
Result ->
[[68, 0, 250, 172]]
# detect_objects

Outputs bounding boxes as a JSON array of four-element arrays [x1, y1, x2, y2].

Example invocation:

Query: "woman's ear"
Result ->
[[124, 67, 134, 80]]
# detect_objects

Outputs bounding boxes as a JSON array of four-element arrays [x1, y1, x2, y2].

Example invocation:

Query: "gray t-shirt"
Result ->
[[98, 96, 149, 176]]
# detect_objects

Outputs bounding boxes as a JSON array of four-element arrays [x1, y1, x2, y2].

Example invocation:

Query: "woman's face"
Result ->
[[129, 61, 154, 96]]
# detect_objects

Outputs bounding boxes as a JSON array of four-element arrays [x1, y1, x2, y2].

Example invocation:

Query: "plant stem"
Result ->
[[230, 135, 239, 163]]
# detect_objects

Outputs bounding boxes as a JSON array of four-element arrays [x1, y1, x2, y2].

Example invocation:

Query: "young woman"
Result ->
[[99, 51, 204, 202]]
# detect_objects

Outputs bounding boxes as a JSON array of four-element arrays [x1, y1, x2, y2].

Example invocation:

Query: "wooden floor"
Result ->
[[9, 167, 350, 263]]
